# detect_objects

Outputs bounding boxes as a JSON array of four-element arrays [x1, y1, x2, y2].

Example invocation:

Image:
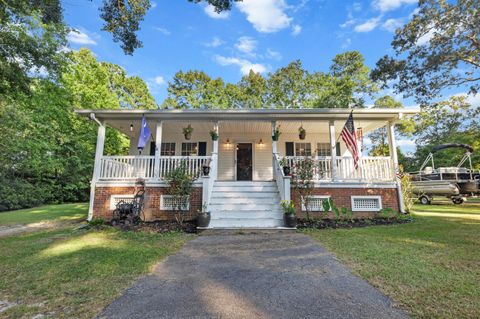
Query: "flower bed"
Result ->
[[297, 216, 413, 230]]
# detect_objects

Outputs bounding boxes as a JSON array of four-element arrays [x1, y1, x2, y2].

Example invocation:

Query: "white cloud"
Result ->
[[154, 76, 166, 86], [341, 38, 352, 49], [354, 17, 381, 32], [235, 36, 257, 54], [214, 55, 267, 75], [416, 28, 436, 46], [151, 1, 157, 9], [291, 24, 302, 36], [67, 29, 97, 45], [373, 0, 418, 12], [154, 27, 171, 36], [266, 48, 282, 61], [340, 19, 356, 28], [381, 18, 403, 32], [236, 0, 292, 33], [204, 4, 230, 19], [204, 37, 224, 48]]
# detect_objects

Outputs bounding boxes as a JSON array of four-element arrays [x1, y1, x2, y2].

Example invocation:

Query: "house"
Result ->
[[75, 108, 419, 228]]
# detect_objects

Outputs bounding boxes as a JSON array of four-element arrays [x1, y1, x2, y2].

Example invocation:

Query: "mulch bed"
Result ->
[[297, 216, 413, 230], [109, 220, 198, 234]]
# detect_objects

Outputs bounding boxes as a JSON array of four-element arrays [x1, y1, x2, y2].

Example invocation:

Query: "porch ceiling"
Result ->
[[76, 108, 419, 136]]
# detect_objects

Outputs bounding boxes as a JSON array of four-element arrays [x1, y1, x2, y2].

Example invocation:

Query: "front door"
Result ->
[[236, 143, 253, 181]]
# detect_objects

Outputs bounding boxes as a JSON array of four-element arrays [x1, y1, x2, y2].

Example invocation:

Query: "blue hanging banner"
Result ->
[[137, 116, 151, 152]]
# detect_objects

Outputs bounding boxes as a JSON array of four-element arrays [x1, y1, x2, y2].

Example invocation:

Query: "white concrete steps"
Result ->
[[208, 181, 285, 229]]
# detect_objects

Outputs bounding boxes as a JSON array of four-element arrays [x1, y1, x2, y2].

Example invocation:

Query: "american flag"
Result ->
[[341, 111, 360, 170]]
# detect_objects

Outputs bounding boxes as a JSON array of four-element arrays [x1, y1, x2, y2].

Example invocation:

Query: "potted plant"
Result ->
[[202, 165, 210, 176], [209, 130, 219, 141], [183, 124, 193, 140], [281, 200, 297, 228], [272, 125, 281, 141], [279, 157, 290, 176], [298, 126, 306, 140], [197, 203, 211, 227]]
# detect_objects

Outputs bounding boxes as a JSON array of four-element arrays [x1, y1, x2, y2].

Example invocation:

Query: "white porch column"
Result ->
[[154, 120, 163, 179], [88, 121, 106, 221], [271, 121, 278, 154], [387, 121, 405, 213], [213, 121, 219, 154], [329, 120, 337, 182]]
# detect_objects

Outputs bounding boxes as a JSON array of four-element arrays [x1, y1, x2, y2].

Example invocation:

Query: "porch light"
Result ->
[[258, 139, 263, 145], [225, 138, 230, 145], [130, 124, 133, 132]]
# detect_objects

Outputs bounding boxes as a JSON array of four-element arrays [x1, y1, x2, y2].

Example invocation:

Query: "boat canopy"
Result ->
[[431, 144, 474, 153]]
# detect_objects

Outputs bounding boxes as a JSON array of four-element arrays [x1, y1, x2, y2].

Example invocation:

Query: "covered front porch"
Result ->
[[76, 109, 416, 221]]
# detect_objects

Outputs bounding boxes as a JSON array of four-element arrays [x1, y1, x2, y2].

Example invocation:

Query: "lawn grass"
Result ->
[[304, 203, 480, 318], [0, 203, 88, 226], [0, 227, 191, 318]]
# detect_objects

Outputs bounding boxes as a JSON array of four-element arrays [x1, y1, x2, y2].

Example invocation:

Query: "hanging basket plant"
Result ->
[[272, 125, 281, 141], [183, 124, 193, 140], [209, 130, 219, 141], [298, 126, 306, 140]]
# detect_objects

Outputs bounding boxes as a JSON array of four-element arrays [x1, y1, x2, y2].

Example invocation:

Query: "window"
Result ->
[[295, 143, 311, 156], [351, 196, 382, 212], [182, 142, 198, 156], [110, 195, 135, 210], [316, 142, 341, 156], [317, 143, 331, 156], [161, 143, 176, 156]]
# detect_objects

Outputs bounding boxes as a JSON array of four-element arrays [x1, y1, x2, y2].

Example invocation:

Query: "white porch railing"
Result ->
[[100, 156, 155, 180], [274, 154, 291, 201], [282, 156, 393, 182], [99, 156, 211, 180], [203, 153, 217, 211]]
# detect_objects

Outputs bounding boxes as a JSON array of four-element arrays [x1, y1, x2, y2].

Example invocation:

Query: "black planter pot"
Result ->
[[184, 132, 192, 140], [299, 131, 306, 140], [284, 213, 297, 228], [197, 212, 211, 227], [282, 166, 291, 176], [202, 165, 210, 176]]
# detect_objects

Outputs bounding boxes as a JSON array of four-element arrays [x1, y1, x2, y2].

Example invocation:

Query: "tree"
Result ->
[[235, 70, 267, 108], [0, 0, 68, 94], [163, 70, 228, 109], [266, 60, 310, 108], [369, 96, 404, 156], [61, 48, 157, 110], [371, 0, 480, 104]]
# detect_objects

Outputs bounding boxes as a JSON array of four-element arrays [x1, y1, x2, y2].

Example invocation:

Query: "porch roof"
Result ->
[[75, 108, 419, 122]]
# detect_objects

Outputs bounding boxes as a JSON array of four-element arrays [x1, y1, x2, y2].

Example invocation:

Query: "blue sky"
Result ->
[[62, 0, 424, 103], [61, 0, 478, 153]]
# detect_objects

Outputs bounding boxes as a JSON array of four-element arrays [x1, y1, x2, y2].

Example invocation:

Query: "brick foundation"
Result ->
[[291, 187, 401, 218], [93, 185, 202, 221]]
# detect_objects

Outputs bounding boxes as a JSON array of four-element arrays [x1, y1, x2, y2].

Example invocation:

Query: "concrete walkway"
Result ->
[[98, 233, 408, 319]]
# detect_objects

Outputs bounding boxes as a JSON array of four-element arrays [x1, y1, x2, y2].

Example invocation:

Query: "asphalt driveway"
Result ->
[[98, 233, 408, 319]]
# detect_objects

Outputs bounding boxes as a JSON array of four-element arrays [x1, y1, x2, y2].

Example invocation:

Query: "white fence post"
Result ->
[[329, 120, 337, 182]]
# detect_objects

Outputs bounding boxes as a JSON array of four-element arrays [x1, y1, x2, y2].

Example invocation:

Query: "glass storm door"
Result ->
[[236, 143, 253, 181]]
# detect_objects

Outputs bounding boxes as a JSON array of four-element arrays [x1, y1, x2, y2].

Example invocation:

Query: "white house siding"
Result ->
[[217, 132, 273, 181], [128, 126, 349, 180]]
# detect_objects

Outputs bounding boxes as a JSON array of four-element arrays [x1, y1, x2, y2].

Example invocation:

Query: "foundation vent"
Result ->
[[351, 196, 382, 212]]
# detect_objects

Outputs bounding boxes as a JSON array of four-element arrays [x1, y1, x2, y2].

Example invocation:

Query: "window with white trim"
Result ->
[[160, 195, 190, 210], [351, 196, 382, 212], [295, 142, 311, 156], [181, 142, 198, 156], [316, 143, 331, 156], [302, 196, 331, 211], [110, 195, 135, 210], [161, 142, 176, 156]]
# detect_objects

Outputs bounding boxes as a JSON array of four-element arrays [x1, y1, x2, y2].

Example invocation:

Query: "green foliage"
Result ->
[[164, 52, 376, 109], [188, 0, 240, 12], [100, 0, 151, 55], [89, 217, 105, 227], [280, 200, 296, 215], [291, 157, 316, 220], [272, 125, 281, 141], [209, 130, 219, 141], [183, 124, 194, 135], [0, 49, 155, 211], [0, 0, 68, 94], [400, 174, 415, 213], [165, 163, 197, 224], [371, 0, 480, 104]]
